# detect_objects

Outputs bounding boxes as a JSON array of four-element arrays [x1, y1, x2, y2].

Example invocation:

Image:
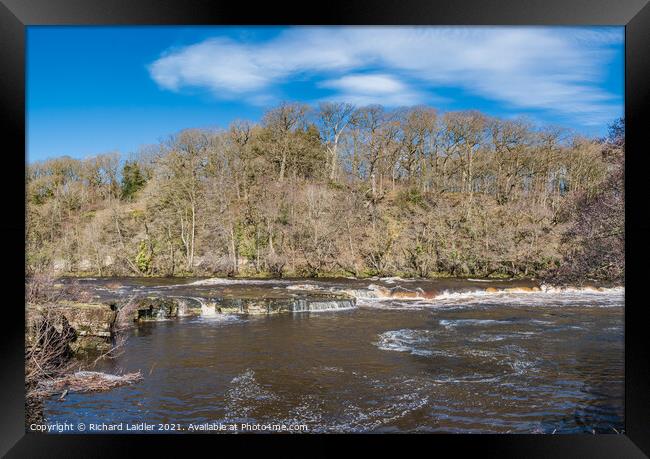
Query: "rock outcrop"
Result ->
[[26, 301, 117, 355]]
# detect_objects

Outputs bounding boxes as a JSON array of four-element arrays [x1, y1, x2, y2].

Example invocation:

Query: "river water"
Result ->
[[45, 277, 624, 434]]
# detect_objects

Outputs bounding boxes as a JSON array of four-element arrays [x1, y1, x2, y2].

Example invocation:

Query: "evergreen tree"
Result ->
[[120, 160, 146, 200]]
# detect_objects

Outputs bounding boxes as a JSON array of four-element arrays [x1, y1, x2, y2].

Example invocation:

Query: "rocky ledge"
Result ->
[[26, 301, 117, 355], [27, 292, 356, 356], [134, 293, 356, 319]]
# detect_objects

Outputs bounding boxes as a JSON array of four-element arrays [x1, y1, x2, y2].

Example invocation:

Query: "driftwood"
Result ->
[[33, 370, 143, 398]]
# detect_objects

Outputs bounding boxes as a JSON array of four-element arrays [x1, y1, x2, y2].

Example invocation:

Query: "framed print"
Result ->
[[2, 0, 649, 456]]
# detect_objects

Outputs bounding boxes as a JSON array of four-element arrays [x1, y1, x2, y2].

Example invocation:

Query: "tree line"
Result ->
[[26, 103, 624, 282]]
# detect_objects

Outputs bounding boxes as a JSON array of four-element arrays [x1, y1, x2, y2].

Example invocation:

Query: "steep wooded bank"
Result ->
[[26, 104, 624, 282]]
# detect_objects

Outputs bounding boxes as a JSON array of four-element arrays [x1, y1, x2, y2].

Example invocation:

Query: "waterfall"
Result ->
[[191, 297, 218, 317], [292, 299, 310, 312], [308, 300, 355, 311], [291, 299, 355, 312], [177, 299, 189, 317]]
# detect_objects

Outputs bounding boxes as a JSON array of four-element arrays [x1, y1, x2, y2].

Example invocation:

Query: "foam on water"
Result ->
[[374, 326, 546, 383], [356, 285, 624, 309], [374, 329, 436, 355], [285, 283, 321, 291], [439, 319, 512, 330], [196, 314, 243, 324], [378, 276, 416, 284], [189, 278, 291, 286], [292, 372, 435, 433], [224, 369, 278, 420], [467, 278, 509, 282]]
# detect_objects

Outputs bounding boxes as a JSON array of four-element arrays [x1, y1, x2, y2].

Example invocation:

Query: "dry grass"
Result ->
[[26, 271, 93, 305], [25, 304, 76, 385]]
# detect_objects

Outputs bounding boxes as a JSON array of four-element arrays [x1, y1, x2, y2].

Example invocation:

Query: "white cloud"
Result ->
[[148, 27, 623, 126], [149, 38, 275, 94], [322, 74, 406, 94], [319, 74, 427, 106]]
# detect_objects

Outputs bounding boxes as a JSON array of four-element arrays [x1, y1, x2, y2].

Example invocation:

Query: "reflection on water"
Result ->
[[46, 278, 624, 433]]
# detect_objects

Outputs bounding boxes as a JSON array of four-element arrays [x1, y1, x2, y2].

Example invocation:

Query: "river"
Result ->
[[44, 277, 624, 434]]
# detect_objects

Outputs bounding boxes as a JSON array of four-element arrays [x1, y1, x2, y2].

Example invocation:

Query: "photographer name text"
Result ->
[[30, 421, 308, 433]]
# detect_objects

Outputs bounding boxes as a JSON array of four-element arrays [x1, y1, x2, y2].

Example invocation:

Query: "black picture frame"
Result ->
[[2, 0, 648, 456]]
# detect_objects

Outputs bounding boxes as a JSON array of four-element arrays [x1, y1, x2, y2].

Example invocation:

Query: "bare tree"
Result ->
[[261, 102, 309, 182], [318, 102, 355, 180]]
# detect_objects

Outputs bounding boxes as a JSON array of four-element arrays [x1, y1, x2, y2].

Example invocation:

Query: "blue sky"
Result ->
[[27, 26, 624, 162]]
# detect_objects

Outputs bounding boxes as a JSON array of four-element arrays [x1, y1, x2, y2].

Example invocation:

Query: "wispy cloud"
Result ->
[[148, 27, 623, 126]]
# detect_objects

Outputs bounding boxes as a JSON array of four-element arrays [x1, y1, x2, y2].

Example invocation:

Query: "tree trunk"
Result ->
[[229, 225, 238, 274], [279, 150, 287, 182], [329, 134, 340, 180], [188, 201, 195, 271], [168, 226, 175, 277]]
